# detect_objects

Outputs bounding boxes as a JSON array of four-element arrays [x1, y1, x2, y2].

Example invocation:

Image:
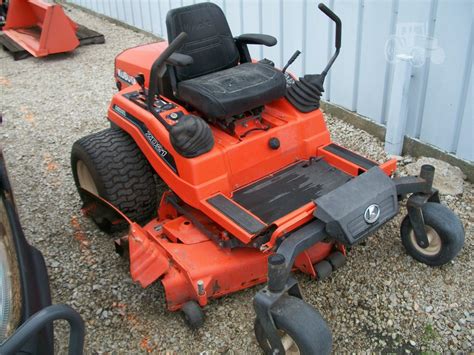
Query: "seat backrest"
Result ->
[[166, 2, 240, 81]]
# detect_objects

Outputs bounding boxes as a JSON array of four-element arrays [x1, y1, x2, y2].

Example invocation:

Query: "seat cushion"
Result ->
[[178, 63, 287, 120]]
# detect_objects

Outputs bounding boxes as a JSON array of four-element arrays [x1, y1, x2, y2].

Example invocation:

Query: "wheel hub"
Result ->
[[280, 331, 300, 354], [265, 330, 300, 355], [410, 226, 442, 256], [76, 160, 98, 195]]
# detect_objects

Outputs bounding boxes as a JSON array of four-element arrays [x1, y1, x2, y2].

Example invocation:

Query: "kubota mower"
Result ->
[[0, 0, 104, 60], [71, 3, 465, 353]]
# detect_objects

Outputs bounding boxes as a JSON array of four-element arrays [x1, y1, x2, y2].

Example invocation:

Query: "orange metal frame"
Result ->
[[105, 41, 397, 311]]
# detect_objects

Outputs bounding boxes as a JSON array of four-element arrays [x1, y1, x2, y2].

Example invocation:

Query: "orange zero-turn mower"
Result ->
[[71, 3, 465, 353]]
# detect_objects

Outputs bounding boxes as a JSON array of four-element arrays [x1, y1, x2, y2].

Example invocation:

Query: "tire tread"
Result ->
[[71, 128, 158, 230]]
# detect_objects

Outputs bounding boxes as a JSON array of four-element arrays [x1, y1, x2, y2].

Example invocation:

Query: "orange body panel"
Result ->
[[109, 86, 332, 244], [3, 0, 79, 57], [115, 42, 169, 88]]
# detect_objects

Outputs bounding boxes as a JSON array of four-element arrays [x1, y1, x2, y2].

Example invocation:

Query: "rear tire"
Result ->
[[255, 296, 332, 355], [71, 128, 158, 232], [400, 202, 464, 266]]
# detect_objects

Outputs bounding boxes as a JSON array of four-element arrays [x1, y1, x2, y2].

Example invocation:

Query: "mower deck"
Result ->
[[131, 205, 335, 311], [0, 24, 104, 60]]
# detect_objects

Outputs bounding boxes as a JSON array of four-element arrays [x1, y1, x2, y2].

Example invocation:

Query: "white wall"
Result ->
[[70, 0, 473, 162]]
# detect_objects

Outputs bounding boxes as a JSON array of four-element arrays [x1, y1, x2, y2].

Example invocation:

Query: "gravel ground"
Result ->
[[1, 5, 472, 353]]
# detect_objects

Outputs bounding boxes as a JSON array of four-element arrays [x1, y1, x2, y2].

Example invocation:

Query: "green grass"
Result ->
[[421, 323, 440, 347]]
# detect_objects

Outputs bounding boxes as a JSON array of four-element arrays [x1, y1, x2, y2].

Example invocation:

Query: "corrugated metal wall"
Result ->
[[69, 0, 473, 162]]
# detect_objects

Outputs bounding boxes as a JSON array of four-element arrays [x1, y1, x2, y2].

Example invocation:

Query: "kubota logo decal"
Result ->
[[117, 69, 136, 85], [364, 204, 380, 224]]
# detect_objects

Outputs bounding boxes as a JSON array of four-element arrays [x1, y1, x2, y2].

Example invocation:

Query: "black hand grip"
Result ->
[[288, 50, 301, 64], [282, 50, 301, 73], [156, 32, 188, 66], [318, 3, 341, 49]]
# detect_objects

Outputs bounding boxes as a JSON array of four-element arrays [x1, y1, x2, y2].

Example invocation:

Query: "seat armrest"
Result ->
[[235, 34, 277, 47], [165, 52, 194, 67]]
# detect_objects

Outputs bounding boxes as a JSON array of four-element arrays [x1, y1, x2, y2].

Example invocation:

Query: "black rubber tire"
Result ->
[[401, 202, 464, 266], [314, 260, 332, 281], [255, 295, 332, 355], [71, 128, 158, 232], [181, 301, 204, 330], [327, 251, 346, 270]]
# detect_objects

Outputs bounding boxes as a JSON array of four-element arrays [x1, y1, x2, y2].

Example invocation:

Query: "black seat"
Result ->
[[178, 63, 285, 120], [166, 2, 286, 121]]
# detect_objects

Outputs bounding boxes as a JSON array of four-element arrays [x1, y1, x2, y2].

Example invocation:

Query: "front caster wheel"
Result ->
[[181, 301, 204, 330], [255, 296, 332, 355], [401, 202, 464, 266], [327, 251, 346, 270], [314, 260, 332, 280]]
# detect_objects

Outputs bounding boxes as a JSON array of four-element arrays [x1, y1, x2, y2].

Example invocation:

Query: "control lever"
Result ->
[[318, 3, 342, 78], [284, 4, 342, 112], [135, 73, 146, 94], [146, 32, 214, 158], [282, 50, 301, 73], [147, 32, 189, 131]]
